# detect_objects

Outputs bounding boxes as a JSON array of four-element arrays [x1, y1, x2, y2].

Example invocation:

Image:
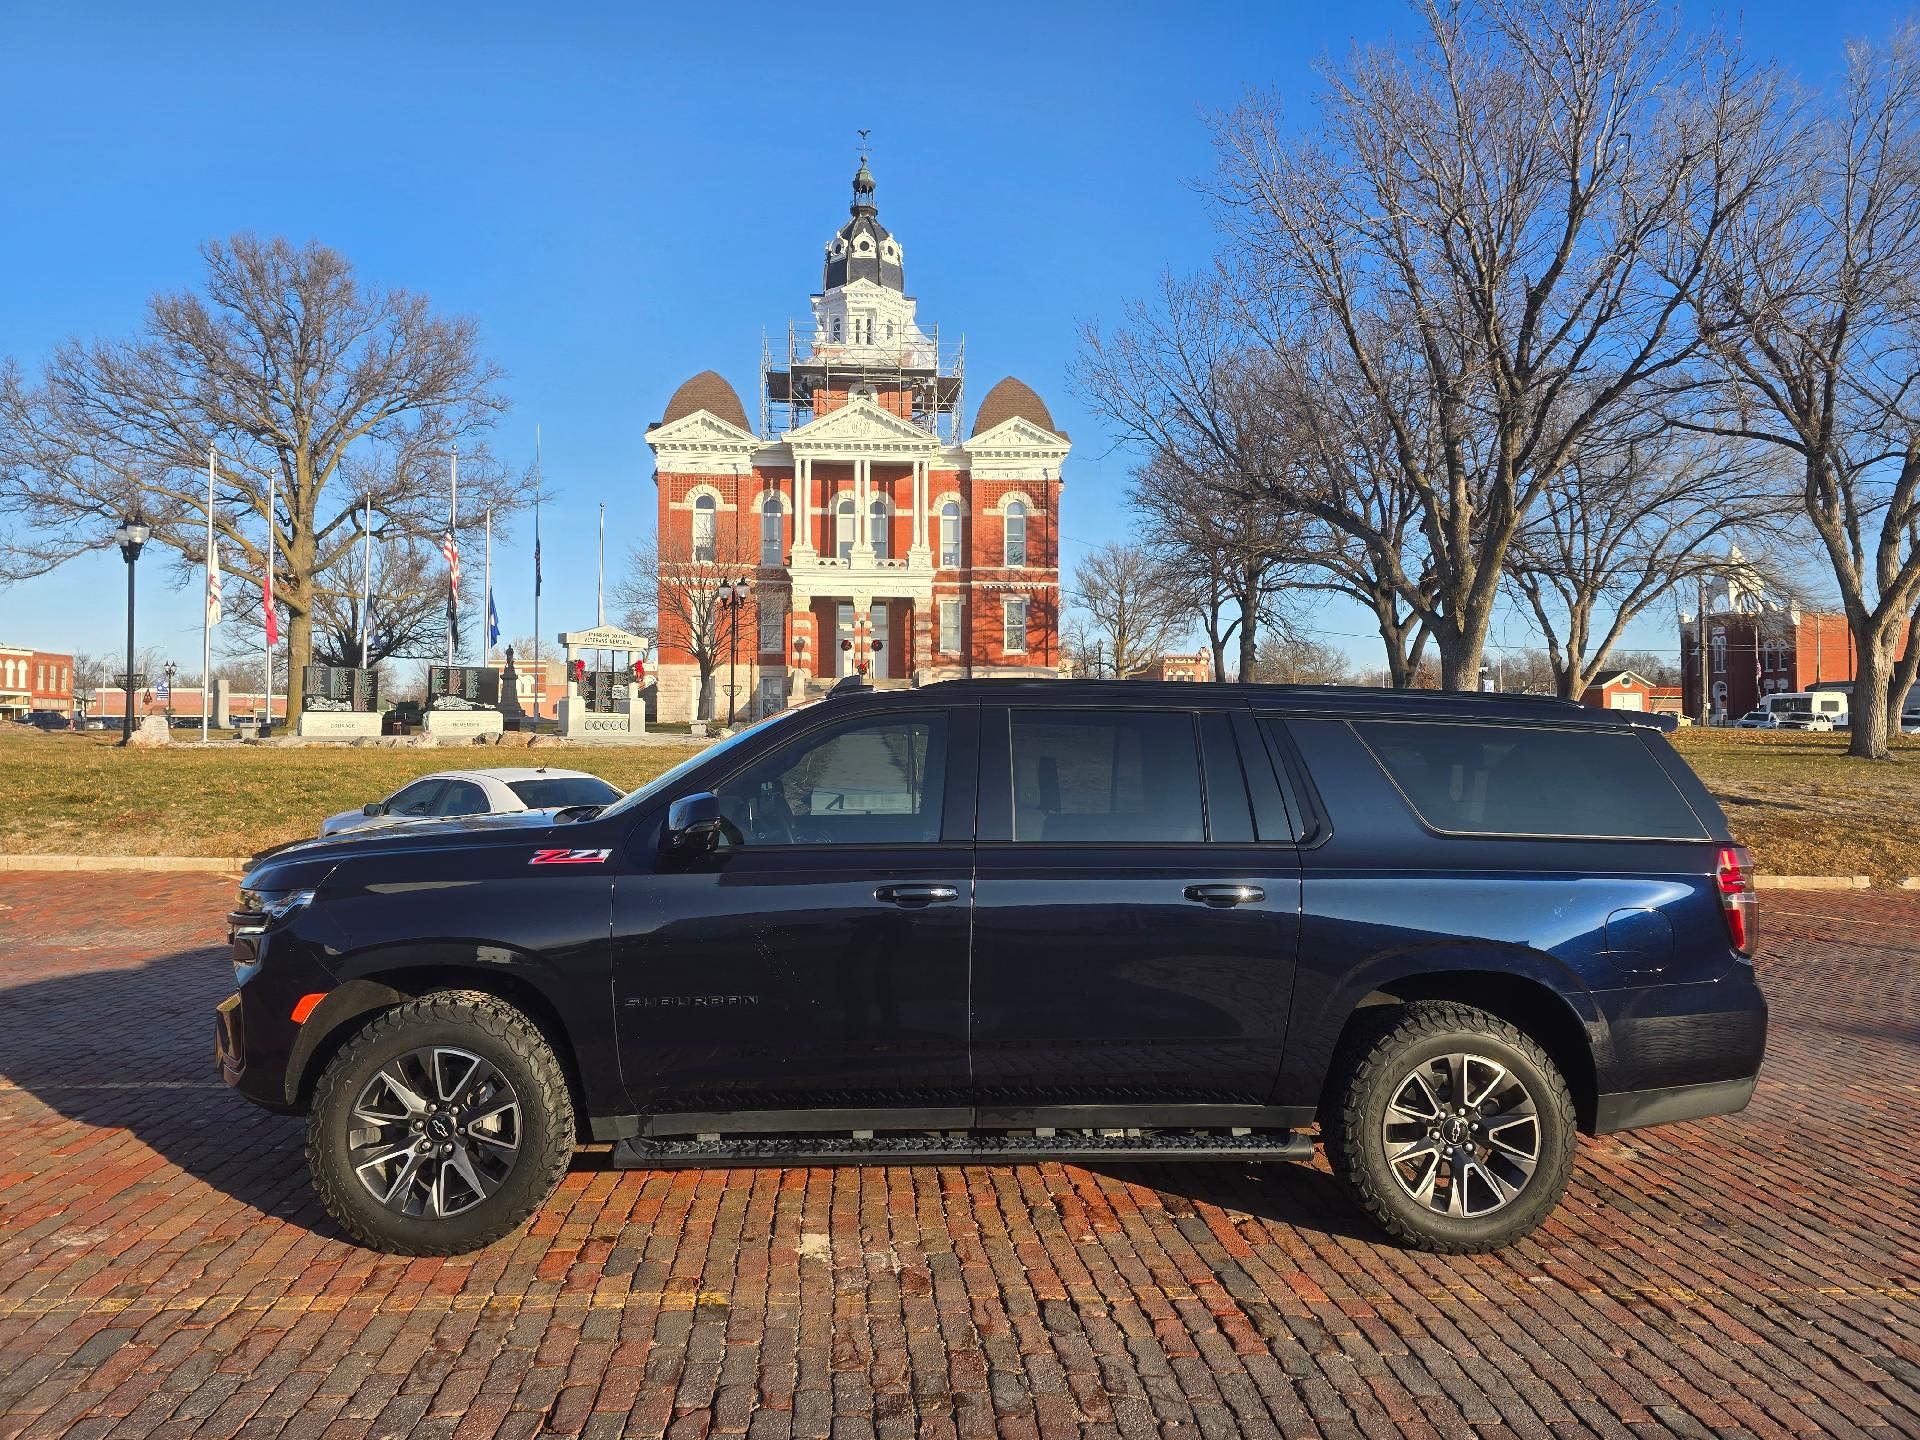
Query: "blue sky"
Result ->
[[0, 0, 1910, 674]]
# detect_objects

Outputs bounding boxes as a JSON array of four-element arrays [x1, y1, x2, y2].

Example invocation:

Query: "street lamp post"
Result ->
[[162, 660, 177, 724], [112, 516, 151, 746], [715, 578, 751, 727]]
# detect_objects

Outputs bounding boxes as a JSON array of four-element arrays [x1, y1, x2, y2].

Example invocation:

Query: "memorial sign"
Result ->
[[296, 664, 382, 738], [424, 664, 505, 740]]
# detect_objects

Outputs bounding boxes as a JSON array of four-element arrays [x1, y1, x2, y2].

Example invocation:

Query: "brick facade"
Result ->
[[0, 645, 73, 718], [1680, 607, 1910, 721]]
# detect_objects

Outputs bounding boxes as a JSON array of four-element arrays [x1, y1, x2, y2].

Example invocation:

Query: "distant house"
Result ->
[[1580, 669, 1658, 713], [1126, 649, 1214, 683], [1648, 685, 1684, 719]]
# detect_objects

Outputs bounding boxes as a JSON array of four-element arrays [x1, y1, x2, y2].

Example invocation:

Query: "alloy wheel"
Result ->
[[347, 1046, 521, 1219], [1381, 1051, 1541, 1218]]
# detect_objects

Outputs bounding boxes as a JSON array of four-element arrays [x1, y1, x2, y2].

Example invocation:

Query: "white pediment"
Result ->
[[786, 398, 941, 452], [646, 410, 758, 449], [962, 415, 1071, 452]]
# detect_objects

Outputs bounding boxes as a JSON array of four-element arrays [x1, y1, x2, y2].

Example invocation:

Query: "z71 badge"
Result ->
[[528, 847, 613, 866]]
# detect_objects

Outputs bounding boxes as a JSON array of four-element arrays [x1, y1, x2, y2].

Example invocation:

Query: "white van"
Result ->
[[1769, 691, 1849, 729]]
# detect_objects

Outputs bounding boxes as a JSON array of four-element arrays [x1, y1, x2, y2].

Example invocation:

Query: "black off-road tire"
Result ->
[[306, 991, 575, 1255], [1324, 1001, 1577, 1253]]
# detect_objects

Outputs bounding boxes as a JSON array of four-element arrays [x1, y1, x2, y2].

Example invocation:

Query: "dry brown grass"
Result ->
[[0, 727, 706, 858], [1669, 727, 1920, 882], [4, 722, 1916, 880]]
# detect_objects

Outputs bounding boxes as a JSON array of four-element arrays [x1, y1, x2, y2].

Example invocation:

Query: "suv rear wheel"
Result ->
[[307, 992, 575, 1255], [1325, 1001, 1577, 1252]]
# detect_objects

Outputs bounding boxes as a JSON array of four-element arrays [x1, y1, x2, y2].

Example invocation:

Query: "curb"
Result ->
[[0, 855, 247, 874], [1754, 875, 1871, 891]]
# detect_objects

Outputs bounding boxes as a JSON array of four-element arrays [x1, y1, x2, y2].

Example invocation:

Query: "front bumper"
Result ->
[[216, 918, 340, 1113]]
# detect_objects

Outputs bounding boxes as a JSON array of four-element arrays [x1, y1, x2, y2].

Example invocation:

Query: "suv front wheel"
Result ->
[[1325, 1001, 1577, 1252], [307, 992, 575, 1255]]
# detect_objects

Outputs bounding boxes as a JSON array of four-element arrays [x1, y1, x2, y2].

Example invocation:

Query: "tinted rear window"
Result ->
[[1011, 709, 1204, 843], [507, 777, 622, 809], [1352, 721, 1707, 839]]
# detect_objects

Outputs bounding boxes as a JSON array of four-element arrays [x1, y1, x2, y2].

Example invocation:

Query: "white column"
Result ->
[[855, 458, 870, 550], [913, 460, 928, 551], [796, 458, 811, 552]]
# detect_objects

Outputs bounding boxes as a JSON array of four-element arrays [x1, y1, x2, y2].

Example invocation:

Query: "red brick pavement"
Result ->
[[0, 873, 1916, 1439]]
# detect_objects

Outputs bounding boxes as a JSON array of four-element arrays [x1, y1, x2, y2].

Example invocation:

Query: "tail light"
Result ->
[[1715, 845, 1757, 957]]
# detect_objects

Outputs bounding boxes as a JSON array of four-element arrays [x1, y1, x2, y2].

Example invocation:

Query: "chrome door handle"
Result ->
[[1184, 883, 1264, 907], [875, 883, 961, 905]]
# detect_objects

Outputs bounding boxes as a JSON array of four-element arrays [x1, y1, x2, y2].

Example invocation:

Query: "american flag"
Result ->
[[442, 526, 461, 652]]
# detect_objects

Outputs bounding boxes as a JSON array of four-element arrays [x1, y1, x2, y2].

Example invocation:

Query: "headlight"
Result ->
[[231, 888, 316, 936]]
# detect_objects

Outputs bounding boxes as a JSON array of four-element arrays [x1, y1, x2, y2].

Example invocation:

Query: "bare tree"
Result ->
[[1253, 634, 1357, 685], [1069, 542, 1186, 679], [1507, 425, 1789, 698], [1079, 267, 1443, 689], [306, 540, 451, 669], [1679, 25, 1920, 755], [1128, 445, 1298, 681], [1206, 0, 1776, 689], [616, 536, 748, 722], [0, 234, 523, 713]]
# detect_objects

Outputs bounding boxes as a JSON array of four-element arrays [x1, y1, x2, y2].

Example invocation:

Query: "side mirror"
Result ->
[[665, 791, 726, 851], [362, 802, 385, 817]]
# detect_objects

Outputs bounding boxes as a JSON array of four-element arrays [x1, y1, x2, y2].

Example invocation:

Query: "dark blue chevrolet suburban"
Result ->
[[217, 680, 1765, 1255]]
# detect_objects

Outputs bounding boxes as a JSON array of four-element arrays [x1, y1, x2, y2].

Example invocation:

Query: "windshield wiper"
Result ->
[[550, 803, 607, 823]]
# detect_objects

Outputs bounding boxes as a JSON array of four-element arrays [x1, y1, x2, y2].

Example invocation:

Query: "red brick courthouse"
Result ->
[[645, 157, 1069, 722]]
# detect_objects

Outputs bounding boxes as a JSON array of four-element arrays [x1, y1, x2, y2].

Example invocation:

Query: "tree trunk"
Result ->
[[287, 605, 310, 717], [1848, 628, 1897, 759], [1436, 630, 1484, 692], [1236, 567, 1260, 683], [1886, 610, 1919, 745], [696, 660, 715, 721]]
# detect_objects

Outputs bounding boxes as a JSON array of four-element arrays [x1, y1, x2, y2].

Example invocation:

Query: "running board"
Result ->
[[610, 1129, 1316, 1169]]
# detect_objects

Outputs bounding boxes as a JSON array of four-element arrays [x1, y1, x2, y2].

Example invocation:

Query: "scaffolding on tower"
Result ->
[[761, 318, 965, 443]]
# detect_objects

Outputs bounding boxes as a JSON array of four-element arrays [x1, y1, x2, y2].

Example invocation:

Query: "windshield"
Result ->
[[507, 776, 623, 809], [598, 710, 796, 819]]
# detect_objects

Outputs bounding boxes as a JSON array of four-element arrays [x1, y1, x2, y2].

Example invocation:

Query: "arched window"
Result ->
[[835, 494, 856, 561], [760, 495, 782, 566], [691, 494, 717, 562], [869, 498, 889, 560], [1004, 500, 1028, 567], [939, 502, 961, 567]]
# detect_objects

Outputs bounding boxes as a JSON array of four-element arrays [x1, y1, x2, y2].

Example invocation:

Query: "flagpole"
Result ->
[[533, 425, 542, 721], [203, 445, 213, 745], [597, 502, 605, 627], [484, 504, 493, 663], [360, 492, 373, 669], [264, 468, 274, 735], [448, 445, 459, 666]]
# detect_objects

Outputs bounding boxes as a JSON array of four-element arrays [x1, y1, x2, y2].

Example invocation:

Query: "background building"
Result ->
[[645, 158, 1068, 722], [0, 645, 74, 720], [1128, 649, 1213, 683], [1678, 603, 1904, 722]]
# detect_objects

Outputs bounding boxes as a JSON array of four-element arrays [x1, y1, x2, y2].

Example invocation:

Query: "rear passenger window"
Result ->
[[1353, 721, 1707, 839], [1011, 710, 1204, 843], [1197, 712, 1256, 843]]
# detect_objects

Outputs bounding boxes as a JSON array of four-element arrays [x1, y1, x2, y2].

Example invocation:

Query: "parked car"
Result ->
[[218, 679, 1766, 1257], [318, 767, 623, 837], [1779, 713, 1836, 731], [1734, 709, 1780, 729]]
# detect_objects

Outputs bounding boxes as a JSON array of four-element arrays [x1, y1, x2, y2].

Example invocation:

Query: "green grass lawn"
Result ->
[[3, 722, 1916, 880], [0, 728, 707, 859]]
